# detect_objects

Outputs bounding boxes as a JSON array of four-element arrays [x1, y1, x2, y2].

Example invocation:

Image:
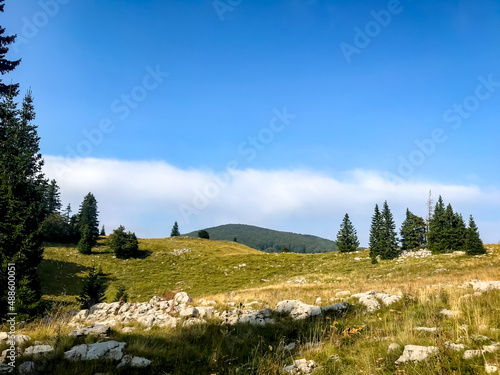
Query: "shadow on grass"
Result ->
[[39, 259, 93, 296]]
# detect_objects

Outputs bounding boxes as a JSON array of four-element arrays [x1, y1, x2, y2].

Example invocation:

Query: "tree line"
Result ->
[[335, 196, 485, 261]]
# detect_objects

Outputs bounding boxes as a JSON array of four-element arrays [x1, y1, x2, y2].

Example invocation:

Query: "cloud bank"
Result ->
[[43, 156, 500, 246]]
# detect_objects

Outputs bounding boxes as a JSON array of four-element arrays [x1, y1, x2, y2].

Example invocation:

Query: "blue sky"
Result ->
[[3, 0, 500, 245]]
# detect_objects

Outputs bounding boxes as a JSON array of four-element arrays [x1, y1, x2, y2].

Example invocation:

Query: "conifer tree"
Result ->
[[369, 204, 383, 261], [465, 215, 486, 255], [380, 201, 399, 259], [0, 91, 46, 319], [170, 221, 180, 237], [77, 225, 93, 254], [77, 264, 106, 309], [42, 179, 61, 215], [428, 195, 446, 253], [336, 213, 360, 253], [400, 208, 426, 250], [450, 212, 466, 251], [0, 0, 20, 97], [100, 225, 106, 236], [77, 192, 99, 245], [108, 225, 139, 259]]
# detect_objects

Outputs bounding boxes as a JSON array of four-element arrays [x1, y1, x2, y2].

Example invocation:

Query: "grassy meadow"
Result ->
[[2, 238, 499, 374]]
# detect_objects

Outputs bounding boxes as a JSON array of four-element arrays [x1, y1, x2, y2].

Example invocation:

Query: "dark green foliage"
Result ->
[[428, 196, 447, 253], [186, 224, 338, 253], [77, 225, 93, 254], [449, 212, 466, 251], [233, 237, 238, 242], [280, 245, 290, 253], [0, 91, 45, 319], [42, 179, 61, 216], [77, 264, 106, 309], [114, 285, 128, 302], [380, 201, 399, 259], [465, 215, 486, 255], [41, 212, 79, 243], [77, 192, 99, 245], [400, 208, 426, 250], [100, 225, 106, 236], [198, 229, 210, 239], [170, 221, 180, 237], [336, 213, 359, 253], [108, 225, 139, 258], [369, 204, 383, 261], [0, 1, 21, 97]]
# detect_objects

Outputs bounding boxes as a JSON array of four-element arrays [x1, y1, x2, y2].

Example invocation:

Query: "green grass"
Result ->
[[4, 239, 500, 374]]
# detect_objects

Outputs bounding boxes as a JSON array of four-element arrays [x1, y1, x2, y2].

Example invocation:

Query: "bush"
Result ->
[[41, 212, 79, 243], [114, 285, 128, 302], [108, 225, 139, 258], [198, 230, 210, 239], [77, 264, 106, 309]]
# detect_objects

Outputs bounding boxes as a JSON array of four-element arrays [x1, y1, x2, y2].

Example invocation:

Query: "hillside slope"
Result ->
[[185, 223, 338, 253]]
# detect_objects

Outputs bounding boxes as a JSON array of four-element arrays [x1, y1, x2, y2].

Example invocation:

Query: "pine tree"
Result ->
[[380, 201, 399, 259], [42, 179, 61, 215], [0, 90, 46, 319], [450, 212, 466, 251], [369, 204, 383, 261], [428, 195, 446, 253], [465, 215, 486, 255], [77, 264, 106, 309], [77, 224, 93, 254], [170, 221, 180, 237], [0, 0, 21, 97], [77, 192, 99, 245], [108, 225, 139, 259], [400, 208, 426, 250], [336, 213, 360, 253], [114, 285, 128, 303], [198, 230, 210, 239], [100, 225, 106, 236]]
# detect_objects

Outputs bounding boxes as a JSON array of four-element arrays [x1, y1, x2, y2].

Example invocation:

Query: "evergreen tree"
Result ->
[[77, 225, 93, 254], [77, 264, 106, 309], [63, 203, 71, 220], [170, 221, 180, 237], [369, 204, 383, 261], [42, 179, 61, 216], [450, 212, 466, 251], [281, 245, 290, 253], [100, 225, 106, 236], [428, 195, 447, 253], [336, 213, 360, 253], [465, 215, 486, 255], [77, 192, 99, 245], [108, 225, 139, 259], [114, 285, 128, 303], [0, 0, 21, 97], [198, 230, 210, 239], [400, 208, 426, 250], [380, 201, 399, 259], [0, 91, 46, 319]]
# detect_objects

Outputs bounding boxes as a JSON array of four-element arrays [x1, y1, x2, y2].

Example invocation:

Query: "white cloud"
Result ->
[[43, 156, 500, 246]]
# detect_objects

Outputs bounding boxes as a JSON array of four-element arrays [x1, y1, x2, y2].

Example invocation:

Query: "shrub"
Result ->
[[108, 225, 139, 258], [77, 264, 106, 309], [198, 230, 210, 239]]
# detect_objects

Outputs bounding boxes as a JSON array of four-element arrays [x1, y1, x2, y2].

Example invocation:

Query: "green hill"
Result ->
[[185, 223, 337, 253]]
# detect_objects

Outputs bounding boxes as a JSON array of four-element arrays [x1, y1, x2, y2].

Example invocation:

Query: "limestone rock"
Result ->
[[64, 341, 126, 361], [395, 345, 438, 365], [17, 361, 37, 375], [275, 300, 322, 320], [69, 324, 110, 338], [284, 358, 317, 374], [23, 345, 54, 357], [387, 343, 401, 353], [117, 354, 152, 368]]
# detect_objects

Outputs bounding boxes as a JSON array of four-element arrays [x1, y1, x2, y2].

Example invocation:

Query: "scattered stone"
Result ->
[[414, 327, 439, 333], [64, 341, 126, 361], [444, 342, 466, 351], [467, 280, 500, 292], [388, 343, 401, 353], [335, 291, 350, 298], [315, 297, 321, 305], [397, 249, 432, 260], [0, 334, 6, 342], [284, 358, 317, 374], [351, 291, 401, 312], [121, 327, 134, 333], [395, 345, 438, 365], [440, 309, 459, 318], [23, 345, 54, 357], [463, 350, 482, 360], [69, 324, 110, 338], [117, 354, 152, 368], [324, 302, 349, 313], [174, 292, 193, 304], [330, 354, 341, 362], [284, 342, 296, 350], [485, 364, 499, 374], [17, 361, 37, 375], [179, 306, 199, 318], [275, 300, 322, 320], [172, 248, 191, 255]]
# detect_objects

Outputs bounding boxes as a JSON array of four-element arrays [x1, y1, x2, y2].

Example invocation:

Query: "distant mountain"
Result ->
[[185, 224, 337, 253]]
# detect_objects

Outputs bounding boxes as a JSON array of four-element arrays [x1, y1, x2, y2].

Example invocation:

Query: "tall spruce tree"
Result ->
[[400, 208, 426, 251], [0, 91, 46, 319], [450, 212, 466, 251], [336, 213, 359, 253], [77, 192, 99, 245], [0, 0, 20, 97], [369, 204, 383, 261], [380, 201, 399, 259], [42, 179, 61, 215], [465, 215, 486, 255], [428, 195, 446, 253], [170, 221, 180, 237]]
